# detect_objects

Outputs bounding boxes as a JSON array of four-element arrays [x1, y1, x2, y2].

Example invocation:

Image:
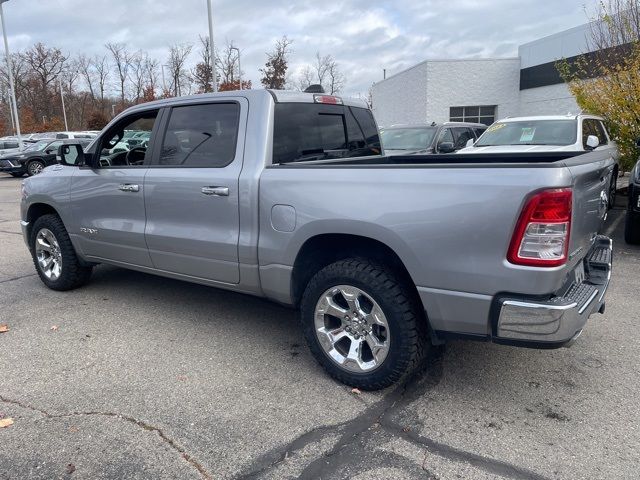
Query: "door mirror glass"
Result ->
[[438, 142, 455, 153], [58, 144, 84, 166], [586, 135, 600, 149]]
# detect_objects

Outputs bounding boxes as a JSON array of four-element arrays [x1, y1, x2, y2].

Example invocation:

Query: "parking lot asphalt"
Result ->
[[0, 173, 638, 480]]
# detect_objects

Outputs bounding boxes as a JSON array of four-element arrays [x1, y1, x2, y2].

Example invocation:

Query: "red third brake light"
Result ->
[[313, 95, 343, 105], [507, 188, 572, 267]]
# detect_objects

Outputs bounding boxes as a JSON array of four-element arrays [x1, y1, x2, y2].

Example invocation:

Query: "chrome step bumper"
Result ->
[[496, 235, 612, 346]]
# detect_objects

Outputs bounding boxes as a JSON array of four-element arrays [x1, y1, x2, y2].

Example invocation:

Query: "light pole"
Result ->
[[0, 0, 22, 149], [161, 64, 167, 93], [59, 77, 68, 131], [230, 45, 242, 90], [206, 0, 218, 92]]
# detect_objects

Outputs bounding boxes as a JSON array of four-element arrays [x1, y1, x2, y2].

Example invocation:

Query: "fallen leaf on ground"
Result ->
[[66, 463, 76, 474], [0, 324, 8, 333], [50, 325, 58, 331], [0, 418, 14, 428], [351, 388, 361, 395]]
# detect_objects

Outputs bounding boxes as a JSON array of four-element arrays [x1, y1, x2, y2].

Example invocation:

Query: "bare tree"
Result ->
[[588, 0, 640, 50], [215, 41, 240, 86], [23, 43, 67, 117], [93, 54, 109, 106], [192, 35, 214, 93], [296, 52, 345, 93], [106, 42, 133, 105], [296, 65, 314, 91], [129, 51, 147, 103], [260, 36, 292, 89], [77, 54, 96, 102], [166, 43, 193, 97], [144, 56, 160, 96]]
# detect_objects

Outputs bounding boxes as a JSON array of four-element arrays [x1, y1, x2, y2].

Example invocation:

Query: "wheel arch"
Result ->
[[25, 202, 61, 240], [290, 233, 422, 312]]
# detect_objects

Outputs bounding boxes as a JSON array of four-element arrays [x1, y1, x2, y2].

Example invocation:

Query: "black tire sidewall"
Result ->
[[30, 214, 91, 290], [300, 259, 425, 390], [27, 159, 45, 176]]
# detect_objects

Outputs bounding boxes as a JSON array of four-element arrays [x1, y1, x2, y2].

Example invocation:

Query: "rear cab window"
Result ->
[[272, 103, 381, 164]]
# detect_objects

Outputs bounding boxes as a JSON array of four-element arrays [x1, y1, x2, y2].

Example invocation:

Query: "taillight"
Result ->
[[507, 188, 572, 267]]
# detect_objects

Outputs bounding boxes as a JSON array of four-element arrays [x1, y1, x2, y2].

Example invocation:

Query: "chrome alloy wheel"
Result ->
[[35, 228, 62, 280], [314, 285, 391, 373], [28, 161, 44, 175]]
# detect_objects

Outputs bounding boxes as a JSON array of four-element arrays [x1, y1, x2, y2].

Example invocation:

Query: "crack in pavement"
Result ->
[[0, 229, 22, 236], [380, 418, 550, 480], [0, 273, 36, 284], [237, 348, 550, 480], [0, 395, 212, 480]]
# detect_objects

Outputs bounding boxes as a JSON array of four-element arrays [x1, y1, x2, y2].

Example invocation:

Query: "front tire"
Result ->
[[30, 214, 93, 291], [300, 258, 429, 390], [27, 159, 45, 176]]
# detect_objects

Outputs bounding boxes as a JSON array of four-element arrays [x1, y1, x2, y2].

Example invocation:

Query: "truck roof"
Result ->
[[498, 114, 604, 123], [121, 89, 368, 115]]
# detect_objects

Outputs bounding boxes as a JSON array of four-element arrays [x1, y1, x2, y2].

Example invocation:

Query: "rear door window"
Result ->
[[158, 103, 240, 167], [273, 103, 380, 164]]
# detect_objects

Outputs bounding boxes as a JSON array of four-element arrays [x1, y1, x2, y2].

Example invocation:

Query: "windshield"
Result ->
[[24, 141, 50, 152], [475, 120, 577, 147], [380, 128, 437, 150]]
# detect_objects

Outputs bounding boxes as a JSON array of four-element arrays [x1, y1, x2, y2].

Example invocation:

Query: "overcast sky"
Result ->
[[3, 0, 594, 96]]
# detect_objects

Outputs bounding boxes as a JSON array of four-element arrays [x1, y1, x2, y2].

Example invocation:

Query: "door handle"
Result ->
[[118, 184, 139, 192], [201, 186, 229, 196]]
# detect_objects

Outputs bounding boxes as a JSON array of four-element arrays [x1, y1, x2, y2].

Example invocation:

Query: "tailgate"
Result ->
[[565, 155, 613, 269]]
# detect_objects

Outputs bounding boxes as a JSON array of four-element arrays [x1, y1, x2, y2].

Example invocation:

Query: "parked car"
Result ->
[[459, 114, 620, 208], [20, 90, 612, 390], [380, 122, 486, 155], [625, 154, 640, 244], [0, 138, 90, 177], [0, 137, 20, 156], [54, 131, 98, 140]]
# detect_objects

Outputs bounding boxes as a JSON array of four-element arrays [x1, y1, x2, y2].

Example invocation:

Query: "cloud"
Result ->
[[1, 0, 590, 96]]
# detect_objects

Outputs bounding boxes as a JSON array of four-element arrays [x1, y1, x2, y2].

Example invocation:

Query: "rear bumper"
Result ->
[[494, 235, 612, 347]]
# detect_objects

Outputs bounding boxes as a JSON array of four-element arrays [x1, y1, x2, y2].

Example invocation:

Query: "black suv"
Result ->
[[380, 122, 487, 156], [0, 139, 91, 177]]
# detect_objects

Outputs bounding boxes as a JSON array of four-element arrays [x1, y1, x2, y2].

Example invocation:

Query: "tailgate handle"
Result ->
[[201, 186, 229, 196]]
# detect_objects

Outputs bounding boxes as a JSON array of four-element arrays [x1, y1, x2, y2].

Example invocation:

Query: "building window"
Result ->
[[450, 106, 496, 126]]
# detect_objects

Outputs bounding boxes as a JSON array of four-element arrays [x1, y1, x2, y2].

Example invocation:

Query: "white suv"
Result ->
[[459, 114, 620, 206]]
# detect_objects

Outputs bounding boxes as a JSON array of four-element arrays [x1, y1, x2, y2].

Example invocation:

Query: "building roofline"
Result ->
[[377, 57, 520, 84]]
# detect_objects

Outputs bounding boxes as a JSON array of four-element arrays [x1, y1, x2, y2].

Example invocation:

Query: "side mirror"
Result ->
[[438, 142, 455, 153], [465, 138, 475, 148], [58, 144, 85, 166], [586, 135, 600, 150]]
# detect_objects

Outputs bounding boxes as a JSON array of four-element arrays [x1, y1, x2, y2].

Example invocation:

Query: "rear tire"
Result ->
[[300, 257, 429, 390], [27, 159, 45, 176], [30, 214, 93, 291], [625, 209, 640, 244]]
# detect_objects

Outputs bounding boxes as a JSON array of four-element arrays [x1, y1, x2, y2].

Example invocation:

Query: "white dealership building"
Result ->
[[371, 22, 604, 127]]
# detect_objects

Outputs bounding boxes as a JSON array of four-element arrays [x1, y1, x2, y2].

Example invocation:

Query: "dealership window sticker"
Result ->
[[520, 127, 535, 142]]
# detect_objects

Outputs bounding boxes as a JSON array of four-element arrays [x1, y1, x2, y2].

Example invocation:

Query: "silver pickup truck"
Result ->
[[20, 90, 614, 390]]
